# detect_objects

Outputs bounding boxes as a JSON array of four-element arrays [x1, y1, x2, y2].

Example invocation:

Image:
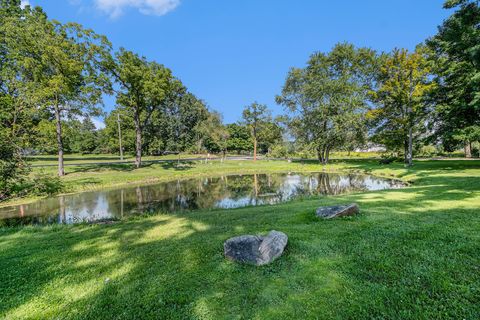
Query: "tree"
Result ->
[[427, 0, 480, 157], [69, 117, 98, 154], [242, 102, 271, 161], [193, 111, 225, 154], [2, 4, 112, 175], [101, 90, 219, 157], [276, 43, 375, 164], [0, 1, 37, 198], [101, 109, 136, 154], [112, 48, 177, 168], [225, 123, 252, 154], [368, 47, 435, 166], [257, 119, 283, 154]]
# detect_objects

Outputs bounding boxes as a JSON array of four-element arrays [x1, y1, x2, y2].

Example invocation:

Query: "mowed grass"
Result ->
[[0, 160, 479, 319], [26, 153, 217, 166]]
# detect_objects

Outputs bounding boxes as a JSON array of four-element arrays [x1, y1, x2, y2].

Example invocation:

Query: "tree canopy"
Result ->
[[276, 43, 375, 164]]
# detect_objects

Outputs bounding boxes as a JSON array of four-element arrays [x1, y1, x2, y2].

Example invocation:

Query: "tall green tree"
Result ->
[[225, 123, 252, 154], [242, 102, 271, 161], [368, 47, 435, 166], [257, 119, 283, 154], [427, 0, 480, 157], [102, 109, 136, 155], [112, 49, 177, 168], [0, 1, 37, 198], [2, 4, 112, 175], [277, 43, 375, 164], [193, 110, 225, 154], [69, 117, 98, 154]]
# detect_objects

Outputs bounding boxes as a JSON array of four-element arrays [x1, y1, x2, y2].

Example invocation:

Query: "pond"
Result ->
[[0, 172, 404, 226]]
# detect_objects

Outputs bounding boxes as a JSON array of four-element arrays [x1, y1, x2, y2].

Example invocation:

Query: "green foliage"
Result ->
[[112, 48, 181, 166], [102, 110, 136, 154], [257, 120, 283, 154], [277, 43, 374, 164], [193, 111, 227, 154], [268, 144, 289, 159], [226, 123, 253, 153], [1, 2, 112, 175], [0, 133, 29, 200], [427, 0, 480, 155], [242, 102, 272, 158], [368, 46, 435, 165], [0, 1, 35, 199], [417, 145, 439, 158], [71, 118, 98, 154], [29, 171, 64, 196]]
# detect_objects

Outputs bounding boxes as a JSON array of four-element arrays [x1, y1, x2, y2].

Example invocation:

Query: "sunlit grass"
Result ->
[[0, 159, 479, 318]]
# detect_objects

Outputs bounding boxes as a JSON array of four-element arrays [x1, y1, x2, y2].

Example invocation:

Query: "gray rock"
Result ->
[[316, 203, 359, 219], [224, 230, 288, 266]]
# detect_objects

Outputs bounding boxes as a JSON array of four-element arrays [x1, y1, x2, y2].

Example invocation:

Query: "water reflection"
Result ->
[[0, 172, 403, 226]]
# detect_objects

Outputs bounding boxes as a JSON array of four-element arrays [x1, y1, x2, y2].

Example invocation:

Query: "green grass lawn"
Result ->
[[26, 153, 218, 166], [0, 160, 479, 319]]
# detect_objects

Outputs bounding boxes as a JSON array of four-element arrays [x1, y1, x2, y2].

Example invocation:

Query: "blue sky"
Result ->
[[26, 0, 451, 126]]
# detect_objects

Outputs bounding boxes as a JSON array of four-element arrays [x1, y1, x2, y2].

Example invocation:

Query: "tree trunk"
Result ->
[[197, 138, 202, 154], [117, 113, 123, 161], [465, 141, 472, 158], [407, 126, 413, 166], [253, 137, 257, 162], [54, 103, 65, 176], [134, 111, 142, 168], [317, 147, 329, 165], [317, 149, 323, 164], [404, 139, 409, 164]]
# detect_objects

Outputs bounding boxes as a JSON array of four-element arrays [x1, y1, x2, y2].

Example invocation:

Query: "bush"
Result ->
[[268, 144, 289, 159], [30, 171, 64, 196], [0, 137, 30, 201], [417, 145, 438, 158]]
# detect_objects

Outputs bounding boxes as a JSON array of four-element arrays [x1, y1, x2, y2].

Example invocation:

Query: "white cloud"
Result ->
[[20, 0, 30, 8], [91, 117, 106, 130], [94, 0, 180, 18]]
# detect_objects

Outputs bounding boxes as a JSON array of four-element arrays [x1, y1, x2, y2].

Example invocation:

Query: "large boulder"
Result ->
[[224, 230, 288, 266], [316, 203, 359, 219]]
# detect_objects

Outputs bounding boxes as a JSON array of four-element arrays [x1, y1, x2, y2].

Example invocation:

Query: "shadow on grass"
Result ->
[[158, 160, 196, 171], [65, 163, 155, 175], [64, 161, 197, 175], [27, 156, 124, 163]]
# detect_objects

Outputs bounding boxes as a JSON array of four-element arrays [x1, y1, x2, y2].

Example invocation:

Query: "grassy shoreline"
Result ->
[[0, 159, 479, 319], [1, 158, 411, 208]]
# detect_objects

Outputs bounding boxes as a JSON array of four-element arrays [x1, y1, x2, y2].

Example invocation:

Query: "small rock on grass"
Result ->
[[315, 203, 359, 219], [224, 230, 288, 266]]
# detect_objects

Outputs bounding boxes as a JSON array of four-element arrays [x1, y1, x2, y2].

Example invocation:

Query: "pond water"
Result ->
[[0, 172, 404, 226]]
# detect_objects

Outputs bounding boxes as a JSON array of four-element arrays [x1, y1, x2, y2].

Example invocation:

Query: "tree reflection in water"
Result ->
[[0, 172, 404, 226]]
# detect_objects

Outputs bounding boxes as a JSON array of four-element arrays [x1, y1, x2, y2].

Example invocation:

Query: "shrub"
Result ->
[[417, 145, 438, 158], [268, 144, 289, 159], [0, 137, 29, 201], [30, 171, 64, 196]]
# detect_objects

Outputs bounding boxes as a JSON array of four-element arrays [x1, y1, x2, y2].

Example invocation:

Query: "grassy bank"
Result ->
[[0, 160, 479, 319], [2, 158, 392, 208]]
